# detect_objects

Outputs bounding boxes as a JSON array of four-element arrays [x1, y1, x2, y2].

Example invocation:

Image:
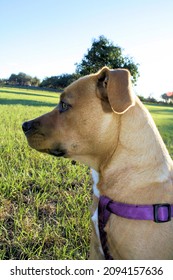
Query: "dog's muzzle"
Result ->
[[22, 121, 66, 158]]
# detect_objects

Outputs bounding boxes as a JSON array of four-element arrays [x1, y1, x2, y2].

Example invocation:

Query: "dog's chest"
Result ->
[[91, 169, 100, 198], [91, 169, 104, 256]]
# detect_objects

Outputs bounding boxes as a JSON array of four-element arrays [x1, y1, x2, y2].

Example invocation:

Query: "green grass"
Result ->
[[146, 104, 173, 157], [0, 88, 173, 260]]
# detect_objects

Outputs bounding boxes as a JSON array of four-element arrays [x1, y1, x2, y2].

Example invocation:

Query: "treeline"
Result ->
[[0, 72, 77, 89], [0, 72, 40, 87], [40, 73, 78, 89], [0, 36, 139, 90], [138, 95, 173, 105]]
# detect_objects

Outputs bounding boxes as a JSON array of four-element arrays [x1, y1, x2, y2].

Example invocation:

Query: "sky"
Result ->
[[0, 0, 173, 98]]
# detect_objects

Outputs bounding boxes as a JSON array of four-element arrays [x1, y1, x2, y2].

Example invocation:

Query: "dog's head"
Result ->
[[22, 67, 135, 170]]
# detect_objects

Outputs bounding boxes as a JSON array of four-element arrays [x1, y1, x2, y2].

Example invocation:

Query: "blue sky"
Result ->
[[0, 0, 173, 98]]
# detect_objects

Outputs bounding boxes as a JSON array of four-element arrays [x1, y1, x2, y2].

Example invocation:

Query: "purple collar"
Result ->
[[98, 195, 173, 260]]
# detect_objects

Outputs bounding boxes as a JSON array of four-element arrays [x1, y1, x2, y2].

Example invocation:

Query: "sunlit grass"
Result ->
[[146, 104, 173, 157]]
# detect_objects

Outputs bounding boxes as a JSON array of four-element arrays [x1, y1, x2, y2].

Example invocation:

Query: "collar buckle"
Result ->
[[153, 203, 171, 223]]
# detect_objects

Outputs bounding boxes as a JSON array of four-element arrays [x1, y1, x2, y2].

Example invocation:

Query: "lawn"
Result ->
[[146, 104, 173, 157], [0, 87, 173, 260]]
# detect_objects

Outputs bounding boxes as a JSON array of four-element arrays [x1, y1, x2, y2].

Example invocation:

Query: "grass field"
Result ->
[[0, 87, 173, 260], [146, 104, 173, 157]]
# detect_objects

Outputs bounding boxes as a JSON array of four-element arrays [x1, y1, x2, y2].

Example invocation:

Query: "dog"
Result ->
[[22, 66, 173, 259]]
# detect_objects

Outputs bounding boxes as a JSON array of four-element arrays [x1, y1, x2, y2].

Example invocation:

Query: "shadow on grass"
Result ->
[[150, 109, 173, 115], [0, 98, 57, 107], [0, 89, 59, 99], [147, 104, 173, 114]]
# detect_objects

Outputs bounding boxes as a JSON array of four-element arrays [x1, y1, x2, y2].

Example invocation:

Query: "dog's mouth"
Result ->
[[48, 149, 66, 157], [24, 129, 39, 137], [37, 148, 67, 158]]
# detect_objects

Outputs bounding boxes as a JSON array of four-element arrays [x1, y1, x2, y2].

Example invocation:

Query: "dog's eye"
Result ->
[[58, 101, 71, 113]]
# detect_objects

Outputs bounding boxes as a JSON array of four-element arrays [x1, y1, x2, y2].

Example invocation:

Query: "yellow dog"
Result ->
[[22, 67, 173, 259]]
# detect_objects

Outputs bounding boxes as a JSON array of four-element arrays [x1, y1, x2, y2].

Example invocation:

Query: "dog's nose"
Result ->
[[22, 120, 41, 134], [22, 121, 32, 133]]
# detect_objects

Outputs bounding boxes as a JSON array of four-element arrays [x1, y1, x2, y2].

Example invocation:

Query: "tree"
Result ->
[[0, 78, 7, 85], [75, 35, 139, 84], [17, 72, 32, 86], [40, 73, 77, 89], [8, 72, 39, 86], [31, 76, 40, 86], [9, 74, 18, 85]]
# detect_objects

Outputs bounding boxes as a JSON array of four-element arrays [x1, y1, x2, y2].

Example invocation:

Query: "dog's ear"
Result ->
[[97, 66, 135, 114]]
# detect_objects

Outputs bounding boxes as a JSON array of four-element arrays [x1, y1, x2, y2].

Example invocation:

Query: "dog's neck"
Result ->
[[98, 98, 173, 205]]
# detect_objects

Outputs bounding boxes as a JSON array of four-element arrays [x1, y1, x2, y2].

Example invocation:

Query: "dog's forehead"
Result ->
[[60, 91, 73, 100], [62, 75, 96, 100]]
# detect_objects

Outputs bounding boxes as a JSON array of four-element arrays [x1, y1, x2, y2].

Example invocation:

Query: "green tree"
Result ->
[[8, 72, 33, 86], [40, 73, 77, 89], [17, 72, 32, 86], [9, 74, 18, 85], [31, 76, 40, 86], [0, 78, 6, 85], [75, 35, 139, 84]]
